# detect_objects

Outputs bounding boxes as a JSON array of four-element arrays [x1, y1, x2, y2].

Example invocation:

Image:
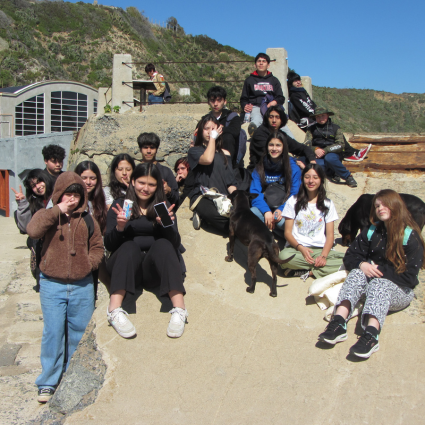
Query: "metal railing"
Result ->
[[122, 58, 276, 108]]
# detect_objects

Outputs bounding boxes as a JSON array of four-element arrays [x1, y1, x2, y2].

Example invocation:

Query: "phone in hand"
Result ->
[[154, 202, 174, 227]]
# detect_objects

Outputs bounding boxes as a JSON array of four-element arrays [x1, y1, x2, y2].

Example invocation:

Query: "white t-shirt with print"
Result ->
[[282, 195, 338, 247]]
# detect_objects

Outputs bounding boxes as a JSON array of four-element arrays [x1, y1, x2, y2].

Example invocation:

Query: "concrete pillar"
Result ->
[[266, 48, 288, 113], [112, 54, 133, 114], [97, 87, 112, 116], [301, 76, 313, 100]]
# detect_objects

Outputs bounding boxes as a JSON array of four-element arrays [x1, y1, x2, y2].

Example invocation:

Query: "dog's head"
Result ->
[[228, 190, 258, 208]]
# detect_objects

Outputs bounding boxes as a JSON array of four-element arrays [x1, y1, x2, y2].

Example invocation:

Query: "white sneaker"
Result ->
[[167, 307, 188, 338], [107, 306, 136, 338], [192, 212, 201, 230]]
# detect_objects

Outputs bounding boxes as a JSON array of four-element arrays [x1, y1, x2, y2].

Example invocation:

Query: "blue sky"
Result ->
[[74, 0, 424, 94]]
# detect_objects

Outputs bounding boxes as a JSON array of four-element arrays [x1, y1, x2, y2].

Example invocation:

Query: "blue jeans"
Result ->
[[148, 94, 164, 104], [315, 153, 350, 180], [298, 153, 350, 180], [36, 273, 94, 390], [251, 206, 285, 236]]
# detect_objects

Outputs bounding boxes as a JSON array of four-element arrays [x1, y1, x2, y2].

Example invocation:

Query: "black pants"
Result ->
[[106, 240, 186, 297], [193, 197, 229, 235]]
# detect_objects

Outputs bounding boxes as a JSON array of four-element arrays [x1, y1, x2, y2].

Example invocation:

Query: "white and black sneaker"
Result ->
[[318, 315, 348, 345], [167, 307, 188, 338], [350, 327, 379, 358], [107, 306, 136, 338], [37, 388, 55, 403]]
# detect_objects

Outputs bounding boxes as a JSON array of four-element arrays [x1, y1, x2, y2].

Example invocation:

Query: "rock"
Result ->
[[67, 104, 209, 183], [166, 153, 182, 168]]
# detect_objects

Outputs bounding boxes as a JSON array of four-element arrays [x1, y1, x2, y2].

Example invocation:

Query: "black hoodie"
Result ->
[[288, 87, 316, 123], [240, 71, 284, 108], [248, 124, 316, 171]]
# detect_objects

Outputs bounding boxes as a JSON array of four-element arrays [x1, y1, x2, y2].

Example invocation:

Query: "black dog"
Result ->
[[339, 193, 425, 246], [225, 190, 294, 297]]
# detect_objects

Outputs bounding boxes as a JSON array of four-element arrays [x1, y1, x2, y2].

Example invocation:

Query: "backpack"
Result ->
[[225, 112, 247, 167], [163, 82, 172, 103], [367, 224, 412, 245], [35, 212, 95, 268]]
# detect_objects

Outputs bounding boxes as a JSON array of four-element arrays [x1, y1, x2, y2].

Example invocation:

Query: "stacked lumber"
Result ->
[[344, 134, 425, 172]]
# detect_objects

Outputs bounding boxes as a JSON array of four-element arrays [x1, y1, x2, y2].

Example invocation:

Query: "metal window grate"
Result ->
[[51, 91, 88, 132], [15, 94, 44, 136], [93, 98, 98, 114]]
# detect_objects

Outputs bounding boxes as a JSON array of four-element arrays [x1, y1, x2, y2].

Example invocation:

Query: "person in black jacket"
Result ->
[[105, 163, 188, 339], [203, 86, 241, 167], [318, 189, 425, 359], [240, 53, 287, 136], [137, 132, 180, 207], [287, 71, 316, 130], [248, 106, 316, 172], [304, 107, 359, 187]]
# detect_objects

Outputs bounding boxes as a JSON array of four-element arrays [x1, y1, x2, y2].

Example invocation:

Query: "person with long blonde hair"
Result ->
[[318, 189, 425, 358]]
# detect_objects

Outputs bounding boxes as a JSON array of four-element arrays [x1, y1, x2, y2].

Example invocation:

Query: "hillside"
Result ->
[[0, 0, 424, 133]]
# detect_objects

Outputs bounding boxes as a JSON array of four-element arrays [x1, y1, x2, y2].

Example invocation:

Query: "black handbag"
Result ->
[[263, 183, 287, 210]]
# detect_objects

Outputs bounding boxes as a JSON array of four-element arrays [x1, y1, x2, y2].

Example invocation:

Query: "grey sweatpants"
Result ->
[[336, 268, 414, 330]]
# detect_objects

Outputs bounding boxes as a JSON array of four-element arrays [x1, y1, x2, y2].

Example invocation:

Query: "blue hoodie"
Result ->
[[250, 156, 301, 214]]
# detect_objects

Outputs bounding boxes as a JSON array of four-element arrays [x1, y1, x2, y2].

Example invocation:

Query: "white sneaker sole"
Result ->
[[108, 320, 137, 338], [319, 333, 347, 345], [351, 342, 379, 358]]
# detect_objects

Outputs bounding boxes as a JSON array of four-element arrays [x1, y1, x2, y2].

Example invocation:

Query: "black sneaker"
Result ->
[[37, 388, 55, 403], [350, 328, 379, 358], [345, 175, 357, 188], [248, 122, 257, 137], [318, 315, 347, 345], [329, 175, 341, 183]]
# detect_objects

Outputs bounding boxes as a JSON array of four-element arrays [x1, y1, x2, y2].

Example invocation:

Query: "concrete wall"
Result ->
[[266, 48, 288, 113], [112, 54, 133, 113], [0, 81, 98, 138], [0, 132, 74, 215], [301, 77, 313, 99]]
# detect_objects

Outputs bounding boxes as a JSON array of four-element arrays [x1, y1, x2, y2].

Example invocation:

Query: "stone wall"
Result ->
[[68, 104, 210, 183]]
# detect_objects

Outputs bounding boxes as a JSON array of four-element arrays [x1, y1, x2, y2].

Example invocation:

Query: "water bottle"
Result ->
[[244, 111, 251, 123]]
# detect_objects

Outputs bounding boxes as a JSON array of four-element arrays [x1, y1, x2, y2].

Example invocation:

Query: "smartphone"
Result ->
[[154, 202, 174, 227]]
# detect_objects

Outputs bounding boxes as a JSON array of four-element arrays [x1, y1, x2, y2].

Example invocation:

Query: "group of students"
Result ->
[[14, 140, 189, 403], [13, 55, 424, 403]]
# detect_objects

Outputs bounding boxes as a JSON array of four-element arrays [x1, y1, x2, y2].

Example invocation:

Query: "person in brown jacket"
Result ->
[[27, 172, 104, 403]]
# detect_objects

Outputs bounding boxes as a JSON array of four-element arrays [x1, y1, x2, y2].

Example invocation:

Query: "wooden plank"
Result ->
[[349, 135, 425, 144], [345, 151, 425, 172]]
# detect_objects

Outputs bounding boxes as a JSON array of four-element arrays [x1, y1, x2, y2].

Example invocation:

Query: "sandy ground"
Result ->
[[1, 170, 424, 424]]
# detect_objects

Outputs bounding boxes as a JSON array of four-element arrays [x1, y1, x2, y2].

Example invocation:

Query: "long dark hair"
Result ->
[[23, 169, 53, 215], [75, 161, 107, 234], [295, 163, 329, 216], [125, 163, 166, 222], [255, 132, 292, 195], [108, 153, 135, 201], [370, 189, 425, 274], [262, 105, 288, 129], [194, 116, 228, 166]]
